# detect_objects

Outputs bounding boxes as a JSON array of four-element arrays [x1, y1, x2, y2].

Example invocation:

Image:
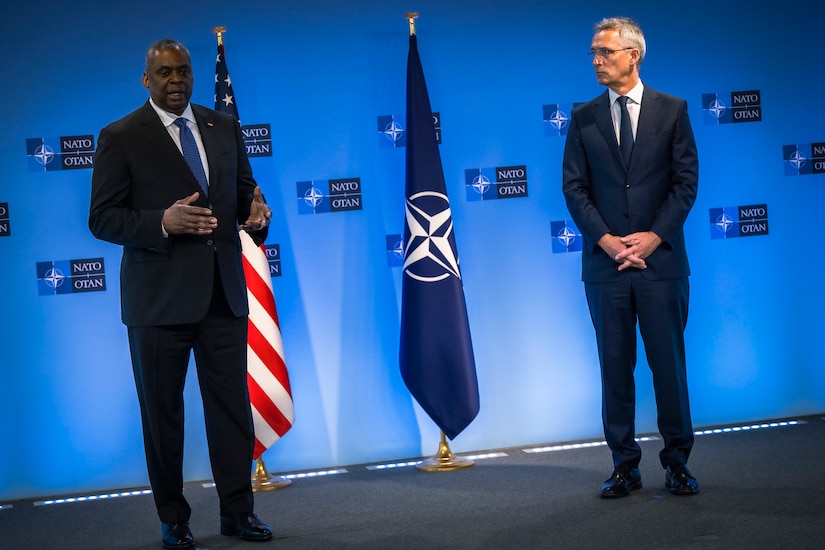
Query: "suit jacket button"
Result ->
[[625, 184, 631, 189]]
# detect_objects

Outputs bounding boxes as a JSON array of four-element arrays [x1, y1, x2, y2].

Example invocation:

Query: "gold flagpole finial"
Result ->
[[404, 12, 418, 36], [212, 25, 226, 46]]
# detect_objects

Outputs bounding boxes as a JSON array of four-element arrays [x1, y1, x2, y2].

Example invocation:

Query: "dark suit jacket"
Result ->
[[562, 85, 698, 282], [89, 101, 266, 326]]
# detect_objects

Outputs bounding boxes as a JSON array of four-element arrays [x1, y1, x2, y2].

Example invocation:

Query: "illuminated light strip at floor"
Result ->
[[466, 452, 508, 461], [694, 419, 802, 435], [521, 421, 805, 455], [366, 452, 508, 471], [367, 460, 421, 470], [0, 504, 13, 511], [15, 420, 814, 508], [201, 469, 349, 488], [522, 437, 659, 454], [282, 469, 348, 480], [34, 489, 152, 507]]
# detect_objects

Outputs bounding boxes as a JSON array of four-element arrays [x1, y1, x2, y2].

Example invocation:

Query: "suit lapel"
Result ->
[[632, 87, 659, 170], [594, 91, 625, 170], [192, 105, 220, 197], [137, 102, 204, 196]]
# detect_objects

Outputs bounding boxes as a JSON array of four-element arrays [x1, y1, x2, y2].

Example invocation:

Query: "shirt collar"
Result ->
[[609, 81, 645, 106], [148, 98, 195, 127]]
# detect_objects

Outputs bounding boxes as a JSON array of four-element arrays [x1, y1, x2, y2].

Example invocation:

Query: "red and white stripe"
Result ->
[[240, 230, 294, 459]]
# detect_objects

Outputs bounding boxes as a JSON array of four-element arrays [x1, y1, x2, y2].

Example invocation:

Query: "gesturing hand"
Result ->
[[161, 192, 217, 235], [239, 186, 272, 232]]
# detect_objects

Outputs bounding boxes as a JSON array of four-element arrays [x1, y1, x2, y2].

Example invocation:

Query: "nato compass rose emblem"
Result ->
[[471, 173, 491, 196], [546, 108, 569, 132], [303, 186, 325, 209], [556, 224, 578, 247], [43, 266, 66, 290], [403, 191, 461, 283], [383, 120, 405, 144], [33, 143, 56, 168], [392, 238, 404, 261], [707, 98, 727, 122], [715, 212, 735, 234], [788, 148, 806, 171]]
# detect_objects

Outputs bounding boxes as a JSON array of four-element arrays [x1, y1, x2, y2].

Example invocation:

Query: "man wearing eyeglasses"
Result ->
[[562, 17, 700, 498]]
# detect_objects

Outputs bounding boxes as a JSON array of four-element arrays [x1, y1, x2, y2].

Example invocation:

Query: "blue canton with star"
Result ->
[[215, 44, 239, 121]]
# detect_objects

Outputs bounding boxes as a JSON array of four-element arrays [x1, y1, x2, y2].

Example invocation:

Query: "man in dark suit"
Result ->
[[562, 17, 700, 498], [89, 39, 274, 548]]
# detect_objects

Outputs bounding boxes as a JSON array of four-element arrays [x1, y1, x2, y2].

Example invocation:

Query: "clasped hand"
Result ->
[[599, 231, 662, 271]]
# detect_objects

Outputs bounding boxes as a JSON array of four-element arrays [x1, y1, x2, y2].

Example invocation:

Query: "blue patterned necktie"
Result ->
[[174, 117, 208, 196], [617, 96, 634, 167]]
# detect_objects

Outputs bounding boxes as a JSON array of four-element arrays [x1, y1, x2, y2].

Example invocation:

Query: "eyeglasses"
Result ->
[[588, 47, 634, 59]]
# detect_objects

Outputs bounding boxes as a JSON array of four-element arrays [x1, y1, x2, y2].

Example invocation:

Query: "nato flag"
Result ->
[[400, 34, 480, 440]]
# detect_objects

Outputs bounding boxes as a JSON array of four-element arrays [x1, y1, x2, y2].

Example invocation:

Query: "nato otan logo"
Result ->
[[297, 178, 362, 214], [0, 202, 9, 237], [702, 90, 762, 124], [709, 204, 769, 239], [783, 142, 825, 176], [241, 124, 272, 157], [265, 244, 281, 277], [36, 258, 106, 295], [464, 165, 528, 201], [543, 103, 573, 136], [551, 220, 582, 253], [377, 112, 441, 148], [26, 135, 95, 171], [385, 234, 404, 267]]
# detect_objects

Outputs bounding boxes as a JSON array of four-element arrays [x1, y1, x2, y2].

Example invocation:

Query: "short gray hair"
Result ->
[[594, 17, 646, 65], [145, 39, 191, 73]]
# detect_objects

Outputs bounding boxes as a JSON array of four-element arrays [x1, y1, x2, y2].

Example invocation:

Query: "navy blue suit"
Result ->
[[89, 101, 266, 522], [562, 85, 699, 468]]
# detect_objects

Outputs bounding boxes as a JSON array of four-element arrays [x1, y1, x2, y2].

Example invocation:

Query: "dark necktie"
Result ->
[[617, 96, 634, 167], [174, 117, 209, 196]]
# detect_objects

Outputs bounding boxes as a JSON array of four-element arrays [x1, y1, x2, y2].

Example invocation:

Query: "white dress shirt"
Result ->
[[608, 81, 644, 146]]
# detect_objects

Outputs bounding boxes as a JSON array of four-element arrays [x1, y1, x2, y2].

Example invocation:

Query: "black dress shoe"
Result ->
[[220, 513, 273, 541], [665, 464, 700, 495], [161, 521, 194, 550], [600, 464, 642, 498]]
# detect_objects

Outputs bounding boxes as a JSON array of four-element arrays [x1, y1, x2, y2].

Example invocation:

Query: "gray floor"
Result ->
[[2, 416, 824, 549]]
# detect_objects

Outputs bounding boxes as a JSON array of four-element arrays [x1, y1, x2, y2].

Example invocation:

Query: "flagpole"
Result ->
[[251, 457, 291, 492], [402, 11, 475, 473], [212, 25, 226, 46], [405, 11, 418, 36], [416, 430, 474, 472], [212, 26, 293, 491]]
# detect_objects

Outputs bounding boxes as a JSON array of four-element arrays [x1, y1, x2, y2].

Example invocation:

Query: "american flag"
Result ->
[[240, 232, 295, 459], [215, 35, 294, 458], [214, 41, 239, 121]]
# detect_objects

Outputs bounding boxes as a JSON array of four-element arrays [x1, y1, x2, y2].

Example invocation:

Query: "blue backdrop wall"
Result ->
[[2, 0, 824, 501]]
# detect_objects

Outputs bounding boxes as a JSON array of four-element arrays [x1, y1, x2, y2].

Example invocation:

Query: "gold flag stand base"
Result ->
[[416, 431, 474, 472], [251, 457, 292, 492]]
